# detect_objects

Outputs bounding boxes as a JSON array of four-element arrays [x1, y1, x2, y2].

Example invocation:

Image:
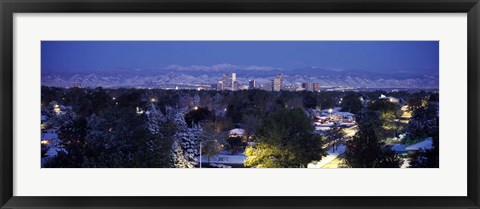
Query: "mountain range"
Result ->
[[41, 65, 439, 89]]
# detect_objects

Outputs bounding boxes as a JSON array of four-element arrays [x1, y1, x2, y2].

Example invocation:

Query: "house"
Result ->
[[315, 107, 356, 129], [228, 128, 245, 138], [379, 94, 400, 103]]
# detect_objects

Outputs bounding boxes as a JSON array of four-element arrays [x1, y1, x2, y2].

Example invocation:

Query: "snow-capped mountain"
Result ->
[[42, 65, 439, 89]]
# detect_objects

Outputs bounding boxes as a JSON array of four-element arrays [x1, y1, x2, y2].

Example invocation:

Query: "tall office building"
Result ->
[[272, 73, 284, 92], [302, 83, 314, 92], [249, 80, 256, 89], [233, 81, 238, 91], [231, 73, 237, 91], [222, 73, 229, 89], [216, 81, 224, 91], [249, 80, 257, 89], [301, 82, 320, 92], [272, 78, 282, 91], [313, 83, 321, 92], [277, 73, 284, 85]]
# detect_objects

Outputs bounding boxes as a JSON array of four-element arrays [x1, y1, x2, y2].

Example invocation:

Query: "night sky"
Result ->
[[42, 41, 439, 75]]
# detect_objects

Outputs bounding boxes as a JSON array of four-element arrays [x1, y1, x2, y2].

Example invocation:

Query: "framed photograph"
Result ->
[[1, 0, 479, 208]]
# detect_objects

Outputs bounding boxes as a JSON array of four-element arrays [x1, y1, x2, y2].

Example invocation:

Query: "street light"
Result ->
[[199, 140, 218, 168], [328, 108, 333, 117]]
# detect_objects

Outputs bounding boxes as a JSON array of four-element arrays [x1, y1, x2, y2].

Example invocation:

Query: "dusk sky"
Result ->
[[42, 41, 439, 75]]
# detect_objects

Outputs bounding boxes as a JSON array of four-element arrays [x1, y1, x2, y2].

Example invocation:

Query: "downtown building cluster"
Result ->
[[212, 72, 321, 92]]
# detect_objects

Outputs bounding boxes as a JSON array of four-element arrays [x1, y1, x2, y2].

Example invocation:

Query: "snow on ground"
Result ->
[[401, 159, 410, 168], [307, 145, 346, 168], [390, 144, 407, 152], [195, 153, 247, 164], [405, 137, 433, 151]]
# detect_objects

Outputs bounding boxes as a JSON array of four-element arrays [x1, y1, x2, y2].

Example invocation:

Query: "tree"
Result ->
[[146, 103, 166, 135], [341, 93, 363, 114], [242, 114, 260, 141], [200, 122, 227, 163], [318, 92, 337, 109], [302, 92, 318, 109], [325, 126, 344, 152], [368, 99, 402, 138], [428, 93, 439, 104], [407, 96, 423, 111], [226, 136, 246, 154], [44, 111, 89, 168], [408, 117, 439, 168], [148, 119, 177, 167], [405, 102, 439, 143], [226, 103, 245, 124], [343, 110, 402, 168], [244, 108, 326, 168], [41, 143, 49, 158], [184, 107, 213, 127], [368, 99, 400, 117], [171, 140, 194, 168]]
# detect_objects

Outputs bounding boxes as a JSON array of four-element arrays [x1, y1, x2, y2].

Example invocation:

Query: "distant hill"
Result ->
[[42, 65, 439, 89]]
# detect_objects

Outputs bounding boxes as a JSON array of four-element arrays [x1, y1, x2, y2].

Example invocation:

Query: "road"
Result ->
[[321, 157, 344, 168]]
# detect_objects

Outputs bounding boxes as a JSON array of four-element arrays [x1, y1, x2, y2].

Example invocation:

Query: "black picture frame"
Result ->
[[1, 0, 479, 208]]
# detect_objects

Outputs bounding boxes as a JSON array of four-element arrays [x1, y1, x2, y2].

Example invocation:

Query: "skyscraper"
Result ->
[[277, 73, 284, 85], [222, 73, 229, 89], [216, 81, 224, 91], [233, 81, 238, 91], [272, 78, 281, 91], [313, 83, 321, 92], [249, 80, 256, 89], [231, 73, 237, 91], [302, 82, 320, 92], [272, 73, 283, 91], [302, 83, 314, 92]]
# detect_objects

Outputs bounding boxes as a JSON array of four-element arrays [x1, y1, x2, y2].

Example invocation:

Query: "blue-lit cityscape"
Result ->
[[41, 41, 439, 168]]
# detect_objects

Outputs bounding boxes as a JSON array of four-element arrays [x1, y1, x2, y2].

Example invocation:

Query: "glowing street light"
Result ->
[[53, 104, 61, 115], [136, 107, 144, 114], [151, 98, 157, 103], [328, 108, 333, 117], [194, 106, 198, 111]]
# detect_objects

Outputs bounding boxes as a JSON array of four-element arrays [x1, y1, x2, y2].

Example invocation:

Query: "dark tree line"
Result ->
[[41, 86, 439, 168], [343, 110, 403, 168]]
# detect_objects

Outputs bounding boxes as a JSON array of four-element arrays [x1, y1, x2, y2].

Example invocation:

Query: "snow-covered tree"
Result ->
[[405, 102, 439, 143], [175, 126, 203, 165], [170, 140, 195, 168], [166, 107, 203, 167], [145, 103, 166, 135]]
